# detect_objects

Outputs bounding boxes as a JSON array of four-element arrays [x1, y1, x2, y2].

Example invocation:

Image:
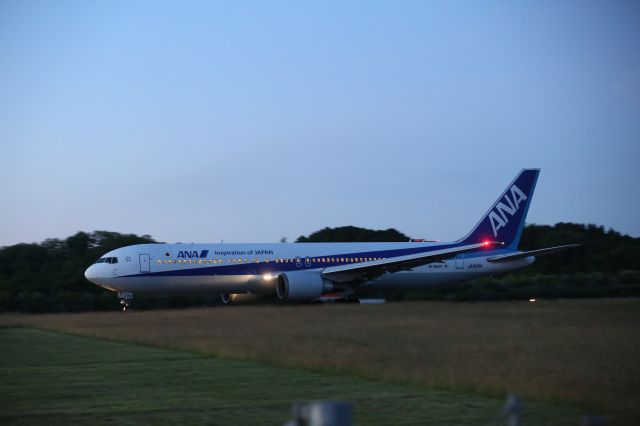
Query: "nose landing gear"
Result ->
[[117, 291, 134, 312]]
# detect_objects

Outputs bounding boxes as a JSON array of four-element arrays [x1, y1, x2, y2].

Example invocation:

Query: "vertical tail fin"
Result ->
[[458, 169, 540, 250]]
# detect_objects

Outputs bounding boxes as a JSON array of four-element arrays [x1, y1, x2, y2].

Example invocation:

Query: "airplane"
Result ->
[[84, 169, 578, 311]]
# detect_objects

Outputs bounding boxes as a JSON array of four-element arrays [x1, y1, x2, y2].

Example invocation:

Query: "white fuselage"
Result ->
[[84, 242, 533, 296]]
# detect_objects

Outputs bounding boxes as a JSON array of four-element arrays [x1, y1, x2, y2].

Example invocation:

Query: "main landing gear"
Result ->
[[118, 291, 134, 312]]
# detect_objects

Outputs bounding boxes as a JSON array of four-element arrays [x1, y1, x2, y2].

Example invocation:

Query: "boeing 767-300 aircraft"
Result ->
[[85, 169, 577, 310]]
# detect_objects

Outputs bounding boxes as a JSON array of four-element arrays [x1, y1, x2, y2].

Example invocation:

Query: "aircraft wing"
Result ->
[[486, 244, 580, 263], [322, 241, 502, 283]]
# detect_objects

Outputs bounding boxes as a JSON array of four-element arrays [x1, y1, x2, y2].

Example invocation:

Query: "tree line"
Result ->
[[0, 223, 638, 312]]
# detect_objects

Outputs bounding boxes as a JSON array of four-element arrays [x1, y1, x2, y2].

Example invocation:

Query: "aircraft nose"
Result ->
[[84, 265, 98, 282]]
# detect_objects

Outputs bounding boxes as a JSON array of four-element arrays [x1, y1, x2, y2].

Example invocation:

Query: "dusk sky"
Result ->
[[1, 1, 639, 247]]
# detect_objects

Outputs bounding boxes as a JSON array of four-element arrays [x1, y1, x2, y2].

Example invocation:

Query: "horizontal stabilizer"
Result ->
[[487, 244, 580, 263]]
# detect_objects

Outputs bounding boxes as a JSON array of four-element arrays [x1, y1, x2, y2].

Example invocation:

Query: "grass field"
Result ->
[[1, 327, 585, 425], [2, 298, 639, 424]]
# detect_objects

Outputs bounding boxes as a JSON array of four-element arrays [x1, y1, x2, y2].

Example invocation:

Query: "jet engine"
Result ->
[[276, 271, 334, 302]]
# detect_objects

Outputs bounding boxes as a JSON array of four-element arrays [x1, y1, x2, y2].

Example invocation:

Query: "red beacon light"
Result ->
[[482, 240, 505, 247]]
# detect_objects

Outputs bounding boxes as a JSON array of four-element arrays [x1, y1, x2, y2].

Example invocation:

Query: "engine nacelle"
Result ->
[[220, 293, 263, 305], [276, 271, 334, 302]]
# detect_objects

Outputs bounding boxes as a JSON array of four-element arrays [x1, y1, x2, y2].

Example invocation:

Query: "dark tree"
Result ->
[[297, 226, 409, 243]]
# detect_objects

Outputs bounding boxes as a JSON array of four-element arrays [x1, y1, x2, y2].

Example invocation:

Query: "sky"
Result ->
[[1, 0, 639, 246]]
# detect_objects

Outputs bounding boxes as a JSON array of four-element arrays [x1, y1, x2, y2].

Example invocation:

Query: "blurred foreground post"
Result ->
[[581, 414, 605, 426], [495, 394, 522, 426], [284, 401, 353, 426]]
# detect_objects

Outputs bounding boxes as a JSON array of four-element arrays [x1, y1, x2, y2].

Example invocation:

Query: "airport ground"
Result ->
[[1, 298, 638, 425]]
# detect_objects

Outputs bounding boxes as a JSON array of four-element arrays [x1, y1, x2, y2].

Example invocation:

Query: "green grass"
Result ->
[[0, 327, 584, 425], [3, 298, 638, 421]]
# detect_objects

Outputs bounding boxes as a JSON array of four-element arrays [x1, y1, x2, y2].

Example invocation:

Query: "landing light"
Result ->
[[529, 298, 536, 303], [263, 274, 276, 281]]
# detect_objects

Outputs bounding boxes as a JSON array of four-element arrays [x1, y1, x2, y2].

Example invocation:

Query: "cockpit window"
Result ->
[[95, 257, 118, 264]]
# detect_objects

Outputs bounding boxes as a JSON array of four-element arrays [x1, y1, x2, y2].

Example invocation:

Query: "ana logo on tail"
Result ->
[[489, 185, 527, 237]]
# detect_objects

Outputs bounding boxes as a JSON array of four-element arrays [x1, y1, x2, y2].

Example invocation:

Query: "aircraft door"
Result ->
[[139, 254, 150, 273], [295, 257, 302, 268], [455, 254, 464, 269]]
